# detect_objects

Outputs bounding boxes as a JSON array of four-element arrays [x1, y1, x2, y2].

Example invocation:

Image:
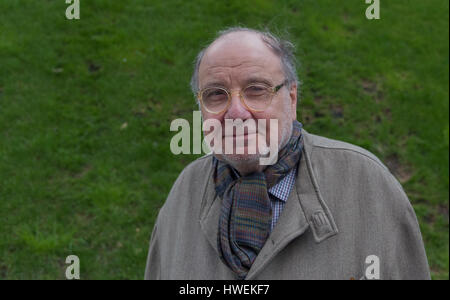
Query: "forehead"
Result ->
[[198, 32, 284, 87]]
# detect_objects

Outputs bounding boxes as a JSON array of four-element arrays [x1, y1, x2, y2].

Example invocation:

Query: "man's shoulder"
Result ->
[[169, 153, 214, 194], [157, 154, 214, 221], [303, 130, 406, 195], [304, 130, 389, 173], [180, 153, 215, 177]]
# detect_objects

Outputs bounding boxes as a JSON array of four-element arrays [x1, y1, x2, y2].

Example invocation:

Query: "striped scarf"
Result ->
[[214, 121, 304, 279]]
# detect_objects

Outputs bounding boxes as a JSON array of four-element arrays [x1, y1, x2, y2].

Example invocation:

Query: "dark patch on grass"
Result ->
[[301, 106, 322, 124], [361, 80, 376, 94], [330, 104, 344, 119], [171, 104, 192, 116], [0, 264, 7, 278], [314, 110, 325, 118], [88, 61, 101, 73], [73, 165, 92, 179], [438, 204, 449, 219], [361, 79, 384, 103], [345, 24, 358, 34], [383, 108, 391, 119], [132, 106, 147, 117], [373, 108, 392, 123], [423, 211, 436, 225], [376, 90, 384, 102], [147, 99, 162, 112], [161, 57, 174, 66], [75, 212, 96, 225], [385, 153, 414, 184]]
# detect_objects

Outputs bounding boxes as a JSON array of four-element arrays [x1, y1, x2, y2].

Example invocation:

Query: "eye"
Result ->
[[244, 85, 269, 97], [203, 88, 228, 102]]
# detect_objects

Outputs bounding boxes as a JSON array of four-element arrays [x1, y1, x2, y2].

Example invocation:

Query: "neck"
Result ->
[[234, 163, 266, 176]]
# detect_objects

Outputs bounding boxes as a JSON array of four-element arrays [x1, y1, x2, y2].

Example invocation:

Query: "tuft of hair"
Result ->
[[190, 27, 300, 104]]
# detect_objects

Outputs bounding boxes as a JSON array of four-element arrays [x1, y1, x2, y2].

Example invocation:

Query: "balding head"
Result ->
[[198, 31, 284, 94], [200, 30, 280, 75], [190, 27, 298, 98]]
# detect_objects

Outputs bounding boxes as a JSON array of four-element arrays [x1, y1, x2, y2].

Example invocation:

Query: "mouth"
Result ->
[[222, 133, 257, 141], [222, 128, 257, 138]]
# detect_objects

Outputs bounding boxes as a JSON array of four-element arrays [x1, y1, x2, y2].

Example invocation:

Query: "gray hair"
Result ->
[[190, 27, 299, 99]]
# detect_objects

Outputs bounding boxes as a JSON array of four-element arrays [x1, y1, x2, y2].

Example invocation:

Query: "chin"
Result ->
[[216, 152, 261, 163], [214, 153, 263, 174]]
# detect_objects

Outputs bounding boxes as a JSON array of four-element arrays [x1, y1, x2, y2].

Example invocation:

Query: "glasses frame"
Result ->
[[197, 80, 287, 114]]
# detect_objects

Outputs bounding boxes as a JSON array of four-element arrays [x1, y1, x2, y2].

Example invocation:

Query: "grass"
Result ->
[[0, 0, 448, 279]]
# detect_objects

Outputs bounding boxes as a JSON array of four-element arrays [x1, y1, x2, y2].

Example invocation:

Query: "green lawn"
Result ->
[[0, 0, 448, 279]]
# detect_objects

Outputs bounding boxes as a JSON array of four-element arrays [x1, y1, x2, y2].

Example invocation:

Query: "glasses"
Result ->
[[198, 80, 287, 114]]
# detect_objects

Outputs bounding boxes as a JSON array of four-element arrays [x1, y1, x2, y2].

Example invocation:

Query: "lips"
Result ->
[[223, 129, 257, 138], [223, 133, 250, 138]]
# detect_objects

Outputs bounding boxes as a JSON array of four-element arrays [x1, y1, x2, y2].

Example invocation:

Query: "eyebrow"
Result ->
[[242, 76, 273, 87], [201, 76, 274, 90], [201, 81, 228, 90]]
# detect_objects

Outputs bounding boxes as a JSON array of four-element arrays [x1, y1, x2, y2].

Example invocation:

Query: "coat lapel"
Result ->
[[198, 162, 221, 256], [245, 166, 310, 279]]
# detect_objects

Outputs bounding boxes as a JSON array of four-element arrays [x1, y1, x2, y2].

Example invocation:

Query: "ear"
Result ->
[[288, 83, 298, 120]]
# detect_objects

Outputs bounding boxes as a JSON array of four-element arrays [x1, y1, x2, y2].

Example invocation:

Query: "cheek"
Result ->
[[267, 101, 294, 142], [291, 102, 297, 120], [250, 113, 280, 144]]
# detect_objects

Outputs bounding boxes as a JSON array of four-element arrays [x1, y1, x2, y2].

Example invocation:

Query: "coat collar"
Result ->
[[198, 129, 339, 279]]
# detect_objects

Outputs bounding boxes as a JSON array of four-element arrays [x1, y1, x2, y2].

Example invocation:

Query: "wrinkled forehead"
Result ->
[[198, 32, 284, 87]]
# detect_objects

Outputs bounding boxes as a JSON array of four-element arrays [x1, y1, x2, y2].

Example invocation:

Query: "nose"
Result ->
[[224, 91, 252, 120]]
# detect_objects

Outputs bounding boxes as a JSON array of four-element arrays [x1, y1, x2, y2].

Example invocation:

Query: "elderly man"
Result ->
[[145, 27, 430, 280]]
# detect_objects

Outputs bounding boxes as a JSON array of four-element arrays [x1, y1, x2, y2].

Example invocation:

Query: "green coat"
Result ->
[[145, 129, 430, 280]]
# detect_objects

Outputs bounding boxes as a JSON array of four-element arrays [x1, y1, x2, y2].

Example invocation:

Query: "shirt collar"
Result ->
[[268, 167, 297, 202]]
